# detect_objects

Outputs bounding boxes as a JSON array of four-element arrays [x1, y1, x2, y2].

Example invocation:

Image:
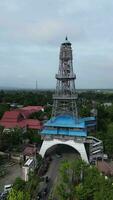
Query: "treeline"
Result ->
[[78, 91, 113, 103], [1, 90, 113, 105], [0, 90, 53, 106]]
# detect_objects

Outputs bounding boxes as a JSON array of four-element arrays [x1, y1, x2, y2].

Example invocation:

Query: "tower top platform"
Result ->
[[62, 36, 71, 45]]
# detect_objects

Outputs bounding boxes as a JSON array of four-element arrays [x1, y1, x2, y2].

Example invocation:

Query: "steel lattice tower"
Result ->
[[52, 37, 78, 118]]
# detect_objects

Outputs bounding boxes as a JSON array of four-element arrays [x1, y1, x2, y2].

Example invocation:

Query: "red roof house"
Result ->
[[20, 106, 44, 118], [0, 106, 43, 130], [23, 145, 37, 157], [96, 161, 113, 176], [26, 119, 42, 130], [0, 111, 26, 128]]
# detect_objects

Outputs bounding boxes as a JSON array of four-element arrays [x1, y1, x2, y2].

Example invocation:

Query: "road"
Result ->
[[35, 144, 80, 200], [0, 163, 21, 191], [39, 156, 61, 200], [44, 153, 79, 199]]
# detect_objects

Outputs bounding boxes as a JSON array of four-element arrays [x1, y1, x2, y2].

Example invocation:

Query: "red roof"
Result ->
[[0, 121, 26, 129], [26, 119, 42, 129], [1, 111, 25, 122], [23, 145, 37, 156], [96, 161, 113, 176], [0, 106, 43, 130], [0, 111, 26, 128], [21, 106, 43, 111], [20, 106, 43, 118]]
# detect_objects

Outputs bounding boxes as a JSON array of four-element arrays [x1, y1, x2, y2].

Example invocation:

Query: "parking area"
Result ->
[[0, 162, 22, 191]]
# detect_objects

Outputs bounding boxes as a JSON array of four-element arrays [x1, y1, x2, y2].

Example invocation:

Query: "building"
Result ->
[[23, 144, 37, 161], [0, 106, 43, 132], [40, 38, 103, 163], [22, 158, 36, 181], [22, 144, 38, 181], [96, 161, 113, 176]]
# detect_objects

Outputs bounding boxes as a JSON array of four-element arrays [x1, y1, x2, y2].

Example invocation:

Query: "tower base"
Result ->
[[39, 139, 88, 163]]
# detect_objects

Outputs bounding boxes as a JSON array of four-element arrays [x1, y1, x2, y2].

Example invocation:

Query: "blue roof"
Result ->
[[41, 115, 96, 137], [44, 115, 95, 128]]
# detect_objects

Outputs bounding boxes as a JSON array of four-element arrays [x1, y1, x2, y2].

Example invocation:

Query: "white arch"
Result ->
[[39, 139, 88, 163]]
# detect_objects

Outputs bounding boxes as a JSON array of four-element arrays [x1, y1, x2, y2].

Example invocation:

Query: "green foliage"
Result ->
[[8, 174, 39, 199], [7, 189, 30, 200], [29, 110, 44, 120], [0, 125, 5, 150], [13, 177, 26, 191], [29, 106, 52, 120], [55, 159, 113, 200], [0, 103, 10, 119], [103, 123, 113, 156], [10, 127, 23, 146], [0, 90, 53, 106], [26, 173, 40, 196], [55, 159, 88, 200], [25, 129, 42, 143], [0, 127, 23, 151]]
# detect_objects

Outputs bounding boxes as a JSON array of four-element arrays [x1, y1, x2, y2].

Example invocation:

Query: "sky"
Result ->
[[0, 0, 113, 89]]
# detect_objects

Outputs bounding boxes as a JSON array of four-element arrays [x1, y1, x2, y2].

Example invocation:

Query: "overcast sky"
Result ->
[[0, 0, 113, 89]]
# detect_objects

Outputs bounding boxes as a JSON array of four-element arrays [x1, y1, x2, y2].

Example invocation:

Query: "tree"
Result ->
[[0, 125, 4, 150], [104, 123, 113, 156], [13, 177, 26, 191], [0, 103, 10, 119], [7, 189, 30, 200], [54, 159, 113, 200], [55, 159, 88, 200], [25, 129, 42, 144], [25, 172, 40, 197]]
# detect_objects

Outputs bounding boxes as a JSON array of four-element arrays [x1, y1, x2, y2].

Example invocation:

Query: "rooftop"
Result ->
[[41, 114, 96, 137], [44, 115, 95, 128], [23, 145, 37, 156], [0, 106, 43, 130]]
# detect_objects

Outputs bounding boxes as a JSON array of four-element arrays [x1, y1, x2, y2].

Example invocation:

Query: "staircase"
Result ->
[[86, 136, 103, 163]]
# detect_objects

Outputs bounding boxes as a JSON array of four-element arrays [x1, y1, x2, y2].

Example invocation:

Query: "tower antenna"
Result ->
[[36, 80, 38, 91]]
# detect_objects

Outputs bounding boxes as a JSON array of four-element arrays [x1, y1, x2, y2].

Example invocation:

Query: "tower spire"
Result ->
[[65, 35, 68, 41]]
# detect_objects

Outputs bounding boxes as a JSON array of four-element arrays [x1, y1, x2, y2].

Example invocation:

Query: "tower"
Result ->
[[40, 38, 102, 163], [52, 37, 78, 118]]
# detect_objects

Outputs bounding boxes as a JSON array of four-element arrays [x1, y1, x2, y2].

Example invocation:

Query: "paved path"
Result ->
[[0, 163, 22, 191], [45, 153, 79, 199]]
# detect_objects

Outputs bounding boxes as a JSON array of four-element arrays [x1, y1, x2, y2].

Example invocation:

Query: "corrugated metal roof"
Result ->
[[45, 115, 86, 128]]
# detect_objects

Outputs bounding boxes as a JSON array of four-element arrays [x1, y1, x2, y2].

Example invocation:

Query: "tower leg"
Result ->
[[39, 139, 88, 163]]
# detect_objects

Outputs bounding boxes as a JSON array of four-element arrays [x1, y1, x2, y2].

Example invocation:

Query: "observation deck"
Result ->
[[55, 73, 76, 80], [53, 94, 78, 100]]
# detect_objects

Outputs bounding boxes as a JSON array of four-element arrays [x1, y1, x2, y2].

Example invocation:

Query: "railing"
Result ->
[[55, 74, 76, 79], [87, 136, 103, 162], [41, 135, 86, 143], [53, 94, 78, 100]]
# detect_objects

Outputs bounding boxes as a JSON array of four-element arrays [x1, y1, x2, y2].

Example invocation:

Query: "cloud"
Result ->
[[0, 0, 113, 88]]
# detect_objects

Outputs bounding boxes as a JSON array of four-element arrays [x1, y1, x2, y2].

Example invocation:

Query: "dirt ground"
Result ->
[[0, 162, 22, 191]]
